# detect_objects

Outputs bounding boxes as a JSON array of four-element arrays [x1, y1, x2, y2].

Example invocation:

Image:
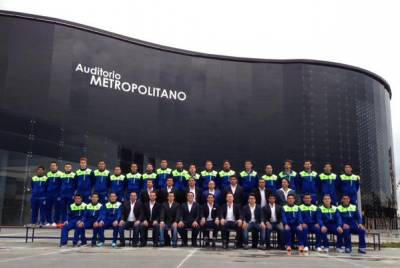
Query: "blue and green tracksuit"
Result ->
[[142, 172, 157, 189], [99, 201, 122, 243], [240, 170, 258, 203], [218, 170, 236, 190], [317, 205, 347, 248], [46, 170, 63, 224], [337, 204, 366, 250], [298, 170, 319, 203], [299, 204, 321, 247], [77, 202, 104, 245], [200, 170, 218, 190], [172, 169, 189, 190], [185, 172, 201, 188], [30, 175, 48, 224], [60, 202, 86, 245], [93, 169, 110, 203], [339, 174, 360, 205], [261, 174, 279, 193], [156, 168, 172, 189], [126, 172, 142, 197], [282, 204, 304, 247], [278, 170, 298, 192], [318, 173, 339, 204], [60, 172, 76, 222], [110, 174, 125, 202], [75, 168, 93, 203]]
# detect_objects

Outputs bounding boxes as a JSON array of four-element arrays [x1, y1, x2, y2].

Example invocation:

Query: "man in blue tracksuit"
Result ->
[[298, 161, 319, 203], [156, 160, 172, 189], [110, 166, 125, 202], [60, 194, 86, 247], [299, 193, 321, 252], [261, 164, 279, 193], [142, 163, 157, 189], [60, 163, 76, 223], [218, 160, 236, 190], [278, 159, 298, 192], [30, 166, 47, 226], [126, 163, 142, 198], [200, 160, 218, 190], [98, 192, 122, 247], [46, 161, 63, 226], [93, 161, 110, 204], [282, 194, 305, 252], [339, 164, 360, 205], [75, 157, 93, 203], [172, 161, 189, 203], [239, 160, 258, 204], [76, 193, 104, 247], [318, 163, 339, 205], [337, 194, 366, 254], [317, 194, 347, 252]]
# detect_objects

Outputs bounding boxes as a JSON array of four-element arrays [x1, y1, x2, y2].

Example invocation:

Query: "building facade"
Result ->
[[0, 11, 396, 224]]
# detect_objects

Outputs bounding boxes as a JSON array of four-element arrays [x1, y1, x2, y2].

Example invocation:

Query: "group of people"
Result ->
[[29, 158, 366, 253]]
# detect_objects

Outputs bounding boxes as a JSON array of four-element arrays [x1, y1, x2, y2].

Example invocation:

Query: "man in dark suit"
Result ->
[[252, 178, 272, 208], [224, 175, 244, 205], [160, 191, 180, 247], [241, 193, 263, 249], [177, 192, 200, 247], [201, 180, 222, 205], [262, 194, 285, 250], [140, 180, 159, 203], [200, 193, 219, 247], [159, 177, 180, 204], [140, 191, 162, 247], [219, 192, 243, 249], [118, 192, 143, 246], [185, 177, 202, 204], [276, 178, 298, 205]]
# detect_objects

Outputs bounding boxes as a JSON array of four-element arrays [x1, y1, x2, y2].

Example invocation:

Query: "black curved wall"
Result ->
[[0, 11, 396, 224]]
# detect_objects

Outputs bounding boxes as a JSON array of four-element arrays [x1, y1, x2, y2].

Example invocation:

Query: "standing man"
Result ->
[[200, 193, 219, 247], [187, 164, 201, 183], [140, 191, 162, 247], [160, 192, 180, 247], [142, 163, 157, 189], [318, 163, 339, 205], [202, 180, 222, 205], [110, 166, 125, 202], [140, 180, 157, 204], [177, 192, 200, 247], [93, 161, 110, 204], [77, 193, 104, 246], [60, 194, 86, 247], [159, 177, 179, 203], [126, 163, 142, 198], [262, 194, 285, 250], [156, 160, 172, 189], [276, 179, 297, 206], [261, 164, 279, 194], [172, 161, 188, 203], [185, 177, 202, 203], [278, 159, 298, 192], [46, 161, 63, 226], [241, 193, 264, 249], [282, 194, 305, 252], [218, 160, 236, 190], [299, 193, 321, 252], [339, 164, 360, 205], [200, 160, 218, 190], [75, 157, 93, 203], [30, 166, 47, 226], [219, 193, 243, 249], [224, 175, 244, 205], [60, 163, 76, 224], [119, 192, 143, 247], [253, 178, 272, 208], [298, 160, 319, 203], [239, 160, 259, 203]]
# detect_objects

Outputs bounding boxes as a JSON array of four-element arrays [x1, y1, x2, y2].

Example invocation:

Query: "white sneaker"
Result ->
[[323, 248, 329, 253], [304, 246, 309, 252], [45, 223, 51, 227], [51, 223, 57, 227], [317, 247, 323, 252], [336, 248, 344, 253]]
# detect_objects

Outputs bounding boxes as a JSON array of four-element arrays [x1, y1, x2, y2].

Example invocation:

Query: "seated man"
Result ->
[[177, 192, 200, 247], [77, 193, 104, 247], [60, 194, 86, 247], [200, 193, 219, 247], [219, 193, 243, 249], [140, 191, 162, 247], [119, 192, 143, 247], [262, 194, 285, 250], [160, 192, 180, 247], [317, 194, 346, 253], [241, 193, 263, 249], [299, 193, 321, 252], [282, 194, 305, 252], [98, 192, 122, 247], [337, 194, 366, 254]]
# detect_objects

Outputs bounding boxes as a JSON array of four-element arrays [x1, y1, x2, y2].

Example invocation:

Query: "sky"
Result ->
[[1, 0, 399, 182]]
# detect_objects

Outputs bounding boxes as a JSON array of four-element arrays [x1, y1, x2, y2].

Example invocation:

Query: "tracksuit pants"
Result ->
[[303, 223, 321, 247], [99, 220, 119, 244], [60, 220, 79, 245], [31, 197, 47, 225], [76, 220, 101, 245], [46, 194, 61, 224], [160, 223, 178, 246], [341, 224, 366, 250], [321, 223, 348, 248], [243, 222, 262, 246], [284, 223, 304, 247]]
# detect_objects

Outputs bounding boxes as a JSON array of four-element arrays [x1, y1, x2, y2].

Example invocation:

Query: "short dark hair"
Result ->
[[248, 193, 256, 198], [92, 193, 99, 198], [37, 166, 45, 170], [50, 161, 57, 165], [79, 157, 88, 162], [284, 159, 293, 165], [74, 194, 82, 198], [287, 193, 296, 199]]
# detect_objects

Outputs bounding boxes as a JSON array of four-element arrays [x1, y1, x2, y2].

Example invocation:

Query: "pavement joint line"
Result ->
[[316, 252, 371, 268], [176, 248, 198, 268], [0, 247, 79, 263]]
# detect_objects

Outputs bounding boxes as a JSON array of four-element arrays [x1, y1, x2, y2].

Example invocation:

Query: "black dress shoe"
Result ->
[[222, 241, 228, 249], [243, 244, 249, 250]]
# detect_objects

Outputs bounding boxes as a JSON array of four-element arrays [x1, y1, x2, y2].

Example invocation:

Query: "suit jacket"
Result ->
[[262, 203, 283, 223], [159, 187, 180, 203], [223, 185, 244, 205], [241, 204, 262, 223], [201, 189, 222, 205], [122, 200, 143, 222], [252, 187, 272, 206], [276, 188, 298, 205], [200, 203, 219, 221], [184, 187, 202, 203], [160, 202, 180, 225], [142, 201, 162, 222], [140, 188, 160, 204], [219, 203, 241, 221], [178, 202, 200, 223]]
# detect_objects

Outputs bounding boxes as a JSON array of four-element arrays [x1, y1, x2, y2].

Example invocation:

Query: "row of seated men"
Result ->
[[31, 159, 360, 227], [60, 188, 366, 253]]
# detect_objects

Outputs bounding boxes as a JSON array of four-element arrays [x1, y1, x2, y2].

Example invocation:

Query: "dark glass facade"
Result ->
[[0, 11, 396, 224]]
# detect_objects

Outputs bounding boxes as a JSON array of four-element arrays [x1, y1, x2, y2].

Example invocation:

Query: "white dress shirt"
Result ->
[[259, 188, 266, 207], [128, 201, 136, 221], [207, 203, 213, 221], [226, 203, 235, 221], [167, 186, 173, 193], [269, 203, 277, 223], [230, 185, 237, 194], [187, 202, 193, 212], [249, 205, 256, 222], [149, 201, 155, 219]]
